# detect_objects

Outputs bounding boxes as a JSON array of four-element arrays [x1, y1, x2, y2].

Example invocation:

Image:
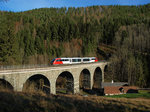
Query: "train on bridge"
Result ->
[[50, 57, 98, 65]]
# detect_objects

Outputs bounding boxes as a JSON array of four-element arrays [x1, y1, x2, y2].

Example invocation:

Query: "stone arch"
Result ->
[[92, 67, 102, 89], [56, 71, 74, 94], [0, 78, 13, 90], [79, 69, 91, 91], [23, 74, 50, 94], [104, 64, 111, 82]]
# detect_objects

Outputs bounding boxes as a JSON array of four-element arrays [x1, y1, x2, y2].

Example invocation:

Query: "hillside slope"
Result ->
[[0, 91, 150, 112]]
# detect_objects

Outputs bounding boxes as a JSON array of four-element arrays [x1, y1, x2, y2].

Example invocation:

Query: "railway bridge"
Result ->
[[0, 62, 108, 94]]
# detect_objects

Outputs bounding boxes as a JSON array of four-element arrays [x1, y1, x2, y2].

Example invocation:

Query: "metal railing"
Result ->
[[0, 64, 50, 70], [0, 61, 107, 70]]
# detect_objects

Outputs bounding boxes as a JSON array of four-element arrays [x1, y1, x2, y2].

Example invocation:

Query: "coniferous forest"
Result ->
[[0, 4, 150, 87]]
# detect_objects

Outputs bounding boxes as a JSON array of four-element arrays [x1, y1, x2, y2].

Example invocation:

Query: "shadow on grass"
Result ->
[[81, 88, 104, 96], [127, 89, 138, 93]]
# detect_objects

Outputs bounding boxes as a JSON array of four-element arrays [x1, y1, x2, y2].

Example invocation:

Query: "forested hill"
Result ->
[[0, 5, 150, 65], [0, 4, 150, 87]]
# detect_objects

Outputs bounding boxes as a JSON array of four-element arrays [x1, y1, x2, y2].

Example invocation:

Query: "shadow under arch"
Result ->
[[56, 71, 74, 94], [93, 67, 102, 89], [104, 64, 111, 82], [79, 69, 91, 91], [104, 65, 108, 72], [0, 79, 13, 91], [23, 74, 50, 94]]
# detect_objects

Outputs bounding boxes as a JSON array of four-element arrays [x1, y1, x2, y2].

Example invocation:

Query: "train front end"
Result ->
[[50, 58, 63, 65]]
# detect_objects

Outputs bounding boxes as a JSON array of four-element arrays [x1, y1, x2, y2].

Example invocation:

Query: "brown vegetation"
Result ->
[[0, 91, 150, 112]]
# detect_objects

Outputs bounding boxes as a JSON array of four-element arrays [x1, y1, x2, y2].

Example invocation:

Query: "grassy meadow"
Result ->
[[106, 90, 150, 99]]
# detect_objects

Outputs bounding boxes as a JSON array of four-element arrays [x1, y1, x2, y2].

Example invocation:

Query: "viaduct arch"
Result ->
[[93, 67, 102, 89], [23, 74, 51, 93], [0, 62, 108, 94], [79, 69, 91, 90], [56, 71, 74, 94]]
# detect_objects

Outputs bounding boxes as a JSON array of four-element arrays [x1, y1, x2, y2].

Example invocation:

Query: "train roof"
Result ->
[[59, 57, 96, 58]]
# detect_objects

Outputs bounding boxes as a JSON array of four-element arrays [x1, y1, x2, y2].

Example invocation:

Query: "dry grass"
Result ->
[[0, 91, 150, 112]]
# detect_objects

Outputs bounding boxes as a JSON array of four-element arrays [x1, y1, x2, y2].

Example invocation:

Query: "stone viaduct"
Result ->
[[0, 62, 108, 94]]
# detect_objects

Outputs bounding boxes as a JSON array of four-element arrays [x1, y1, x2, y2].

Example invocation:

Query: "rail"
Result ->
[[0, 64, 49, 70]]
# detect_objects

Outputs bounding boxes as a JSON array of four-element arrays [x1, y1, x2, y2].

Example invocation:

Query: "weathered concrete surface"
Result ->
[[0, 62, 108, 94]]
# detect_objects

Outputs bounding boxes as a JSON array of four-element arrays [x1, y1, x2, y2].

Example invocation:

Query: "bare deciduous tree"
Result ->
[[105, 24, 149, 87]]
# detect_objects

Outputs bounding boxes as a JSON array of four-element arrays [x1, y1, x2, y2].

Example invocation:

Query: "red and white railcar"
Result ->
[[50, 57, 98, 65]]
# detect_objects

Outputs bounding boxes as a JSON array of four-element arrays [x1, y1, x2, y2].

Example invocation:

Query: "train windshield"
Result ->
[[91, 57, 96, 60], [51, 58, 56, 63]]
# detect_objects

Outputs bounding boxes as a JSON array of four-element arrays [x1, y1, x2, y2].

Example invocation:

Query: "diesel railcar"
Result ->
[[50, 57, 98, 65]]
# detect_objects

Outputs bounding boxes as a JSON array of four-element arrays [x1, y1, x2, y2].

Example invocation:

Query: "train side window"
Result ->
[[72, 59, 80, 62], [78, 59, 81, 62], [72, 59, 76, 62], [65, 59, 69, 61], [61, 59, 69, 61], [83, 59, 89, 61]]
